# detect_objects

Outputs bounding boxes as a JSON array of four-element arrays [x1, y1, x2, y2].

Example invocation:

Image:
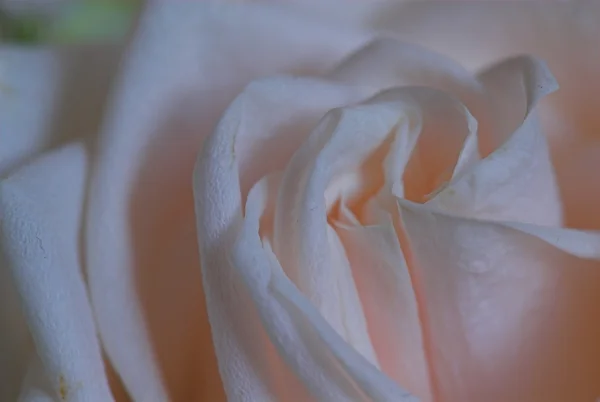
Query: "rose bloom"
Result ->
[[1, 1, 600, 402]]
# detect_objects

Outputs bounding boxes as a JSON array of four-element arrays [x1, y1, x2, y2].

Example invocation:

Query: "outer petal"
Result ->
[[0, 144, 113, 402], [87, 3, 371, 401], [0, 45, 121, 176], [398, 199, 600, 402]]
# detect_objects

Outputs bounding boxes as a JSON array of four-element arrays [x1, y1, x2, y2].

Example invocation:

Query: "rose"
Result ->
[[2, 1, 600, 402]]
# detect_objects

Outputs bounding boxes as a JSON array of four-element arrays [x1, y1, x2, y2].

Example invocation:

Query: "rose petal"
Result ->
[[556, 144, 600, 229], [330, 38, 489, 179], [0, 144, 113, 401], [235, 186, 418, 401], [194, 72, 389, 399], [428, 55, 562, 226], [0, 45, 121, 176], [265, 85, 476, 400], [334, 219, 430, 400], [398, 199, 600, 402], [229, 77, 371, 197], [330, 37, 485, 113], [273, 101, 398, 363], [314, 85, 475, 402], [0, 48, 60, 176], [17, 357, 55, 402], [374, 2, 579, 71], [194, 122, 418, 400], [477, 55, 558, 153], [87, 3, 372, 400], [375, 1, 600, 229], [365, 88, 476, 216]]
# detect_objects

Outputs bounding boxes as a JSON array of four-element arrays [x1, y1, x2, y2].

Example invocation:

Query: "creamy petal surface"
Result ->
[[2, 2, 600, 402], [0, 144, 113, 402]]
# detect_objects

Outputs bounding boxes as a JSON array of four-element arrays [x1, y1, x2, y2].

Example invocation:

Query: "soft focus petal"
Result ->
[[0, 45, 121, 176], [372, 2, 587, 71], [374, 1, 600, 228], [0, 144, 113, 402], [17, 357, 55, 402], [398, 199, 600, 402], [87, 2, 371, 401], [429, 55, 562, 226]]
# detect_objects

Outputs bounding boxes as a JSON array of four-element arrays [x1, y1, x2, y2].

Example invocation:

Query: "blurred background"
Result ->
[[0, 0, 139, 45]]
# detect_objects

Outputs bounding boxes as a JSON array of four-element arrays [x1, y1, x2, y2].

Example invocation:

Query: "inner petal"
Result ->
[[401, 92, 478, 203], [428, 55, 562, 227], [334, 218, 432, 401], [270, 87, 477, 402]]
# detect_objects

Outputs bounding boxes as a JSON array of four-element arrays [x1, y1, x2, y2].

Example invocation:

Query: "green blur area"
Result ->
[[0, 0, 139, 44]]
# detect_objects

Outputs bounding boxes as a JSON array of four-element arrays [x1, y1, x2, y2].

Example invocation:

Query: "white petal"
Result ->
[[234, 196, 418, 401], [330, 38, 485, 201], [194, 75, 388, 400], [374, 0, 600, 229], [334, 219, 430, 400], [273, 103, 397, 360], [330, 37, 485, 113], [0, 45, 120, 176], [398, 199, 600, 402], [428, 56, 562, 226], [87, 3, 371, 400], [17, 357, 55, 402], [194, 136, 418, 401], [375, 2, 581, 70], [0, 144, 113, 402]]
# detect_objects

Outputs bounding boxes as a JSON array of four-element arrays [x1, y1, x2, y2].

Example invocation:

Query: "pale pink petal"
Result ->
[[86, 3, 374, 400], [194, 74, 391, 400], [229, 77, 371, 198], [0, 48, 60, 176], [0, 42, 122, 402], [335, 220, 430, 400], [236, 186, 417, 401], [330, 38, 489, 176], [428, 56, 562, 226], [0, 46, 120, 176], [373, 2, 585, 71], [273, 100, 401, 363], [271, 85, 472, 371], [194, 87, 418, 399], [327, 87, 475, 400], [375, 1, 600, 228], [17, 357, 55, 402], [398, 199, 600, 402], [330, 37, 485, 116], [556, 144, 600, 229], [0, 144, 113, 402]]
